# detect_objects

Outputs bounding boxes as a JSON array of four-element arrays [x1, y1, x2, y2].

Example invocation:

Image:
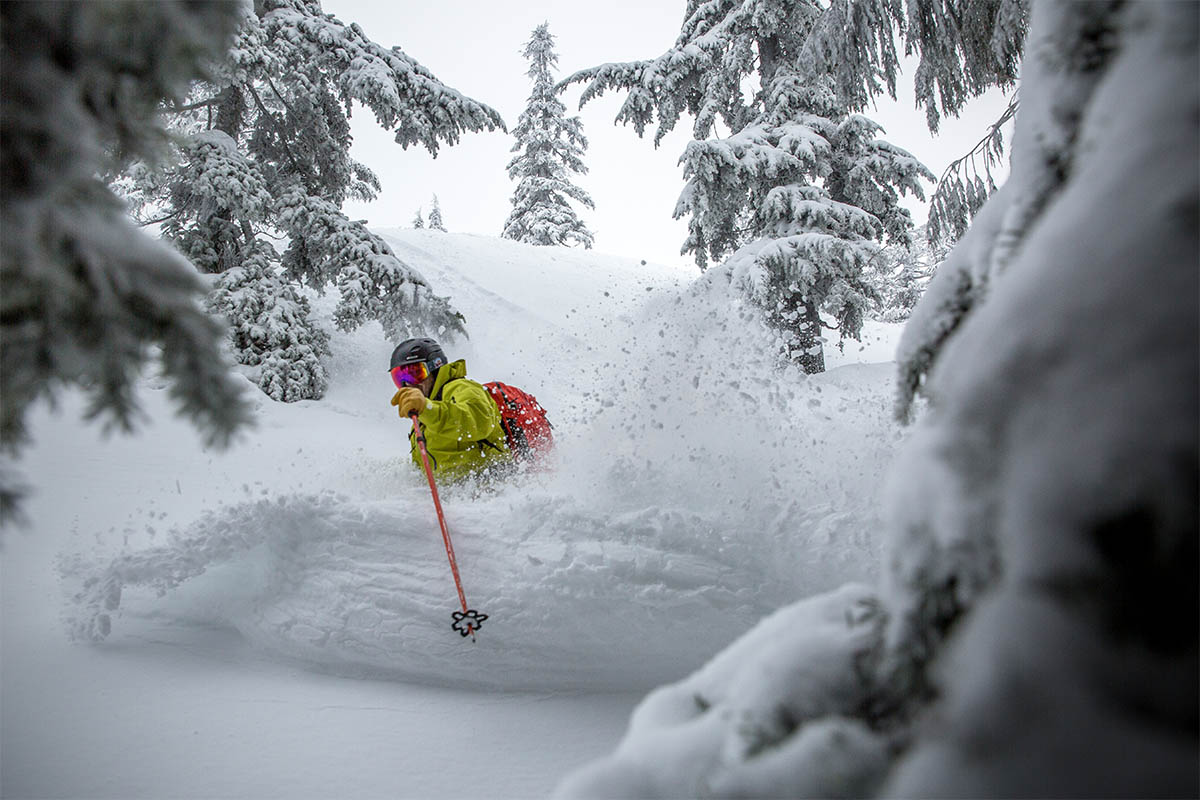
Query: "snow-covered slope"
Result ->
[[48, 230, 902, 693], [5, 231, 904, 797]]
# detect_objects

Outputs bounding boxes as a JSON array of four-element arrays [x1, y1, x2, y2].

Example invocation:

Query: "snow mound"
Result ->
[[554, 584, 887, 798]]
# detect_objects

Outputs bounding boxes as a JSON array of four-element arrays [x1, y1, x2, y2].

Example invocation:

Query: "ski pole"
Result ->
[[409, 412, 487, 639]]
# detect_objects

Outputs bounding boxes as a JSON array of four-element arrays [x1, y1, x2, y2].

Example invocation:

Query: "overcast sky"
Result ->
[[324, 0, 1013, 271]]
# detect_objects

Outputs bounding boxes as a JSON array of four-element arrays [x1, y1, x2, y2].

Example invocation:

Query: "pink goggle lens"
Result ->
[[390, 362, 430, 389]]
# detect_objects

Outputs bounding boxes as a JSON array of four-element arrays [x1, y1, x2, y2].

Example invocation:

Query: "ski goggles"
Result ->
[[390, 361, 430, 389]]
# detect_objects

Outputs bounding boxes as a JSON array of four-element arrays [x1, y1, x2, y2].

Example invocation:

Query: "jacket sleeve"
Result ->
[[420, 381, 504, 451]]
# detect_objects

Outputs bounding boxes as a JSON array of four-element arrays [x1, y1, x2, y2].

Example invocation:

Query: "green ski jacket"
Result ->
[[408, 359, 511, 482]]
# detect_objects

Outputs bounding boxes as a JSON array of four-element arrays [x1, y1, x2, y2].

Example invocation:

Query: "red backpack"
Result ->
[[484, 381, 553, 460]]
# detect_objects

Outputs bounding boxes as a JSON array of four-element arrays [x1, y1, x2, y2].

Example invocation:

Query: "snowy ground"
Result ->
[[3, 230, 904, 798]]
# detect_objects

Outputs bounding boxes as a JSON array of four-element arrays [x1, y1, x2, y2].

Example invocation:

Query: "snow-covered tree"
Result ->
[[0, 1, 251, 524], [882, 4, 1196, 791], [865, 225, 951, 322], [557, 2, 1197, 797], [564, 1, 934, 372], [502, 23, 594, 249], [122, 0, 501, 382], [206, 245, 330, 402], [427, 194, 446, 231], [412, 208, 425, 229]]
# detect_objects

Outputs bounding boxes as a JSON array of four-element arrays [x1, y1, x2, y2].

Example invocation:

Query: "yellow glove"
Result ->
[[391, 387, 428, 418]]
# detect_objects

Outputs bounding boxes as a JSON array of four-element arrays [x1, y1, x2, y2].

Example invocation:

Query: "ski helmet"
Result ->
[[389, 337, 448, 372]]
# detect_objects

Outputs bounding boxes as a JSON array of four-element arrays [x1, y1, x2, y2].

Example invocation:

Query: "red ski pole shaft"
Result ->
[[410, 413, 470, 615]]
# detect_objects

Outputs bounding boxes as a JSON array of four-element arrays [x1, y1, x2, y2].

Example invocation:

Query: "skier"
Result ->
[[389, 337, 512, 483]]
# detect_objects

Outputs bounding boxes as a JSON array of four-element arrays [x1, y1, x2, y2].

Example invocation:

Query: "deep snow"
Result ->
[[3, 230, 905, 797]]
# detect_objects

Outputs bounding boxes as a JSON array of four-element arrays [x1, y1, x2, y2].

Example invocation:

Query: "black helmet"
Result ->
[[389, 337, 448, 371]]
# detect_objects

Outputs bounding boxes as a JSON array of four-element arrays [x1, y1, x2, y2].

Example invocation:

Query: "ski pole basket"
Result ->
[[451, 609, 488, 638]]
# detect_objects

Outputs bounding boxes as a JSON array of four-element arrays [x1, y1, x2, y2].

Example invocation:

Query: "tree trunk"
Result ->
[[773, 287, 825, 374], [214, 85, 245, 138], [758, 34, 781, 87]]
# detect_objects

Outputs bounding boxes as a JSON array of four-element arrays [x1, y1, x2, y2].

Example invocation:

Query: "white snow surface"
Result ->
[[5, 230, 905, 797]]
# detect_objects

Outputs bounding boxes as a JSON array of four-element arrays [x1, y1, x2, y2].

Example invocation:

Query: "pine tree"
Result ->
[[120, 0, 502, 385], [0, 1, 251, 524], [502, 23, 594, 249], [427, 194, 446, 231], [412, 208, 425, 229], [565, 1, 933, 373]]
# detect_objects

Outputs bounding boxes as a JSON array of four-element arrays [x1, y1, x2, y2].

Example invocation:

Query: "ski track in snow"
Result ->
[[58, 232, 903, 692]]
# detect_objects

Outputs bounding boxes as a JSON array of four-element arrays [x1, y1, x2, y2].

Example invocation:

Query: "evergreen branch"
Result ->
[[263, 74, 299, 125], [137, 210, 182, 227], [245, 83, 313, 194], [933, 92, 1018, 188], [927, 92, 1018, 243], [163, 98, 221, 113]]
